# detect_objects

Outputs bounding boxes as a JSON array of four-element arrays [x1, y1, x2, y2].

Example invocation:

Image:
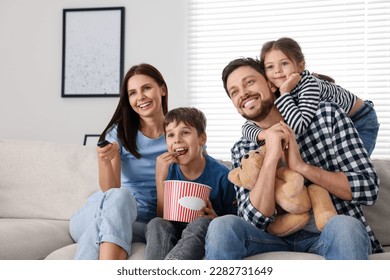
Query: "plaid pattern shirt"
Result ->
[[231, 101, 383, 253]]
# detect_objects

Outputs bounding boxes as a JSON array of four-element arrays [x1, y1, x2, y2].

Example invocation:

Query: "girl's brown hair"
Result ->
[[260, 37, 305, 67]]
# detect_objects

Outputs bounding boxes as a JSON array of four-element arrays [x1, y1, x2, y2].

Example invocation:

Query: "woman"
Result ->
[[70, 63, 168, 259]]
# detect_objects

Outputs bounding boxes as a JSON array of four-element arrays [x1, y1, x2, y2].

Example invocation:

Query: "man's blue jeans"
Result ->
[[205, 215, 371, 260]]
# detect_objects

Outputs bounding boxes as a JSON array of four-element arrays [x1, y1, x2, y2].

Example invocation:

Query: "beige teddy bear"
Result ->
[[228, 146, 337, 236]]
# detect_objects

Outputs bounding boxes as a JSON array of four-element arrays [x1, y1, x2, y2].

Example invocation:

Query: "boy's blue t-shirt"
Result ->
[[106, 127, 167, 223], [167, 154, 237, 216]]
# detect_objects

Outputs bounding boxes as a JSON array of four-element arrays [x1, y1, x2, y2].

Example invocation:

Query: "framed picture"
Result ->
[[83, 134, 100, 146], [61, 7, 125, 97]]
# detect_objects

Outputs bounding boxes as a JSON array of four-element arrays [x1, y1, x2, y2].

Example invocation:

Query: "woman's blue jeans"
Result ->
[[69, 188, 138, 259], [205, 215, 371, 260]]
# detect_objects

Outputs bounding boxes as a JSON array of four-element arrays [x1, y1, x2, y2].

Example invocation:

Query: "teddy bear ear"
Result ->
[[228, 168, 242, 186]]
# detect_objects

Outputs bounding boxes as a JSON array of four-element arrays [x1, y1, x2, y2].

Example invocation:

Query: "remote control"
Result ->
[[97, 140, 111, 148]]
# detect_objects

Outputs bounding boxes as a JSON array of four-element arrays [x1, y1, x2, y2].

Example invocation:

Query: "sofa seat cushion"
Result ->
[[0, 219, 73, 260], [45, 242, 147, 260], [245, 251, 324, 260]]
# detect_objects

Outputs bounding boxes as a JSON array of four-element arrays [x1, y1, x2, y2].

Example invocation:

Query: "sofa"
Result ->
[[1, 139, 389, 260]]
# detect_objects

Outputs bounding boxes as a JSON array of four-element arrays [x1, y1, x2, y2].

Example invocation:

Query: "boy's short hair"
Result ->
[[164, 107, 206, 136]]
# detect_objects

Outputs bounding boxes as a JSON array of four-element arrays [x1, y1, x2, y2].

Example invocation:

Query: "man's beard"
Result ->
[[241, 95, 274, 122]]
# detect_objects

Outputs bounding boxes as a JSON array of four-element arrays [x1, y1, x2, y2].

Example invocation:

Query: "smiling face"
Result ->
[[127, 74, 166, 119], [263, 49, 304, 88], [165, 120, 206, 166], [226, 65, 274, 122]]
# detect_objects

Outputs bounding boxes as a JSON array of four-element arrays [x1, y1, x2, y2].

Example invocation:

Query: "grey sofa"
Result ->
[[1, 139, 389, 260]]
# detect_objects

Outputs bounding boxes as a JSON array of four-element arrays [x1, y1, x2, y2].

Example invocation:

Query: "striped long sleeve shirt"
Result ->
[[242, 70, 357, 142]]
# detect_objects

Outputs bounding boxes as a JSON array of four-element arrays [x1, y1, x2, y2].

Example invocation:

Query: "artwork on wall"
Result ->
[[61, 7, 125, 97], [83, 134, 100, 146]]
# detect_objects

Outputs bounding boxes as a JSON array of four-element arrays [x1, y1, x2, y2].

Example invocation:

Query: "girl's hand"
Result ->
[[200, 199, 217, 220], [279, 73, 301, 94]]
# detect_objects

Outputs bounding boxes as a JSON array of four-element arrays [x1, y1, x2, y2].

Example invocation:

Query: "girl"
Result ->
[[242, 37, 379, 156]]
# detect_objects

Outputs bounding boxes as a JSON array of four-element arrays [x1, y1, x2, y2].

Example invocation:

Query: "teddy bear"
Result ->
[[228, 145, 337, 237]]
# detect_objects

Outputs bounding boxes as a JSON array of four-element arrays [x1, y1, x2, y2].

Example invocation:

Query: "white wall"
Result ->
[[0, 0, 187, 145]]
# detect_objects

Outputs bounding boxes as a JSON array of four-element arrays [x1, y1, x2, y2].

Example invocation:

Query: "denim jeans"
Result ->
[[145, 217, 211, 260], [69, 188, 138, 259], [205, 215, 371, 260], [350, 100, 379, 156]]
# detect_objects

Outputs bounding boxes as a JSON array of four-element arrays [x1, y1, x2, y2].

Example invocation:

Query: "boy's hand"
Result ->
[[156, 151, 179, 183], [200, 199, 217, 220]]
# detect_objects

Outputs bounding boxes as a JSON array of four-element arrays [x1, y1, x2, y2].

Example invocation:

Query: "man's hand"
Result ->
[[279, 122, 306, 172], [263, 122, 290, 162]]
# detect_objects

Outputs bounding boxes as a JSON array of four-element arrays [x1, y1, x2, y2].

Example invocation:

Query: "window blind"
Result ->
[[187, 0, 390, 161]]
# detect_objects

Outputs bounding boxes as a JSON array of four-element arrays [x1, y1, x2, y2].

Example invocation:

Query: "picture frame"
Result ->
[[83, 134, 100, 146], [61, 7, 125, 97]]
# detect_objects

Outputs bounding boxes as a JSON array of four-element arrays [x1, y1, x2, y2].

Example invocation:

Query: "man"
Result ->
[[205, 58, 383, 259]]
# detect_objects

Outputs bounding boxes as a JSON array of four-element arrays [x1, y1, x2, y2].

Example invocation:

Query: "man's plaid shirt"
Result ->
[[231, 101, 383, 253]]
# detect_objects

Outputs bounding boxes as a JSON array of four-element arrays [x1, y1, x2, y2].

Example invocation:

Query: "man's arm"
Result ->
[[280, 122, 352, 200], [249, 123, 288, 215], [231, 123, 288, 229], [281, 103, 379, 205]]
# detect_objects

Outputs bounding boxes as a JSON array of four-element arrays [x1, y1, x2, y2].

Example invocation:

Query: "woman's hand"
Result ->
[[97, 141, 121, 192], [97, 141, 119, 163]]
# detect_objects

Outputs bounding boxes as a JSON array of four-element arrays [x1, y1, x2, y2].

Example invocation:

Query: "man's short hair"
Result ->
[[222, 57, 264, 97]]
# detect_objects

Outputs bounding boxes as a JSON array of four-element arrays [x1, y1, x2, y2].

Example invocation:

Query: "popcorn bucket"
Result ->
[[163, 180, 211, 223]]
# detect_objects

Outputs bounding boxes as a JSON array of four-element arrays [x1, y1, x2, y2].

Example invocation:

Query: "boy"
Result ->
[[145, 107, 236, 260]]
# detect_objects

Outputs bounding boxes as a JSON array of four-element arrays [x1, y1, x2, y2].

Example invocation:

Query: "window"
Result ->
[[187, 0, 390, 160]]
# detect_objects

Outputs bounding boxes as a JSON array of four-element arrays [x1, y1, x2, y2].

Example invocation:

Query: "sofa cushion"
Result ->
[[45, 242, 147, 260], [0, 218, 74, 260], [362, 159, 390, 248], [0, 140, 99, 220]]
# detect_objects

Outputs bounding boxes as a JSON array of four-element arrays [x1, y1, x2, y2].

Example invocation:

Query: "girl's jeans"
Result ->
[[69, 188, 139, 259], [205, 215, 371, 260], [351, 100, 379, 156]]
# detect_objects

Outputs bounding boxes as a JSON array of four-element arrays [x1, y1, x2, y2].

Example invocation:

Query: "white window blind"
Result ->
[[187, 0, 390, 161]]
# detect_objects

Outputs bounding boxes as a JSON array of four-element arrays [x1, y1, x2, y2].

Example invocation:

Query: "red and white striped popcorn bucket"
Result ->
[[163, 180, 211, 223]]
